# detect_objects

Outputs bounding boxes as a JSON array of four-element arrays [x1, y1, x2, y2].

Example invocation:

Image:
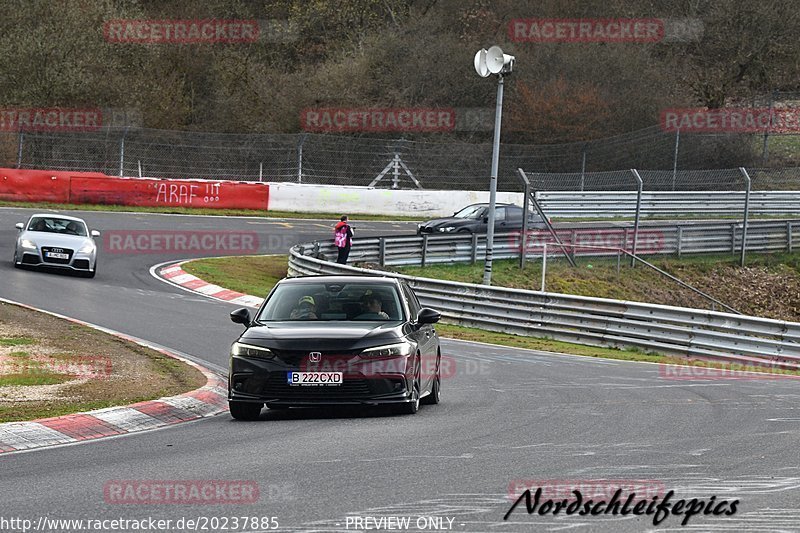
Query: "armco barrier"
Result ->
[[287, 235, 800, 370], [0, 167, 269, 210], [330, 220, 800, 267]]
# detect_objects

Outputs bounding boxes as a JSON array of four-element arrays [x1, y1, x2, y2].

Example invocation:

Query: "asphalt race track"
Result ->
[[2, 207, 800, 533]]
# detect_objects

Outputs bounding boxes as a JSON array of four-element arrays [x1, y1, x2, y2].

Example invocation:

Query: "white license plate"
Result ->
[[45, 252, 69, 260], [287, 371, 342, 386]]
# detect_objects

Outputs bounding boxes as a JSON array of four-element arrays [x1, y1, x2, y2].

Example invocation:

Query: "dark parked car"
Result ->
[[417, 203, 547, 235], [227, 275, 441, 420]]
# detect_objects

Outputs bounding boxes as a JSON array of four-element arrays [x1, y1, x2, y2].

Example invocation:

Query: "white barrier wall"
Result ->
[[267, 183, 523, 217], [268, 183, 800, 218]]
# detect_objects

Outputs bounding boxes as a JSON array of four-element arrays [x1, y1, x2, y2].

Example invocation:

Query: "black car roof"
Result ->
[[278, 275, 401, 286]]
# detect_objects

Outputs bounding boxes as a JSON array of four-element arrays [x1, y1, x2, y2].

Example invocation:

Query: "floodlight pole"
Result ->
[[482, 74, 504, 285]]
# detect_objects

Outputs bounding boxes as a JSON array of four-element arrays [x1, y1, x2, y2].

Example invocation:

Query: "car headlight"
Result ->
[[79, 242, 95, 254], [438, 227, 456, 232], [360, 342, 415, 358], [231, 342, 275, 359], [20, 239, 37, 249]]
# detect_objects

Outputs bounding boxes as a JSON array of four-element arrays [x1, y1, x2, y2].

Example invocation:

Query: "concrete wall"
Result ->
[[267, 183, 523, 217]]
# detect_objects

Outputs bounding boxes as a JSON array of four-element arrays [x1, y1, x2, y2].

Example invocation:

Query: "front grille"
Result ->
[[40, 247, 74, 265], [246, 371, 373, 399]]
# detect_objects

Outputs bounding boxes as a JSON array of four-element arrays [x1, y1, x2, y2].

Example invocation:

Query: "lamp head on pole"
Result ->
[[474, 46, 515, 77]]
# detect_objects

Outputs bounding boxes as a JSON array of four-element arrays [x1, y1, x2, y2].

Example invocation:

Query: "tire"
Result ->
[[457, 228, 471, 233], [421, 354, 441, 406], [229, 401, 263, 420], [396, 356, 421, 415], [13, 250, 21, 269]]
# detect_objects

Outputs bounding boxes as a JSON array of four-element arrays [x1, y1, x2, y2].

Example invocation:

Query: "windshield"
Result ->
[[257, 282, 405, 322], [453, 205, 487, 219], [27, 217, 87, 236]]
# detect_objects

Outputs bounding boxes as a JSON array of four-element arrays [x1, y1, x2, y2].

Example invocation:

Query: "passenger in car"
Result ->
[[289, 295, 318, 320]]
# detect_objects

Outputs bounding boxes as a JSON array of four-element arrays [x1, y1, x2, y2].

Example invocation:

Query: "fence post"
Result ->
[[520, 177, 530, 269], [541, 243, 547, 292], [731, 224, 737, 254], [378, 237, 386, 267], [672, 129, 680, 190], [118, 127, 129, 177], [421, 234, 428, 268], [788, 222, 793, 253], [676, 226, 683, 258], [471, 233, 478, 265], [739, 167, 751, 266], [297, 133, 307, 183], [16, 130, 24, 168], [630, 169, 643, 267], [580, 143, 587, 191], [259, 162, 263, 182]]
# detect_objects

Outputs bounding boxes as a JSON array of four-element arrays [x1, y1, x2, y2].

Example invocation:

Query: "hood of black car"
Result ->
[[420, 217, 477, 230], [240, 321, 405, 351]]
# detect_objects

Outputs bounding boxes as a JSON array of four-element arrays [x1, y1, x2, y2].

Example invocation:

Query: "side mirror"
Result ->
[[482, 216, 489, 223], [15, 223, 23, 231], [230, 308, 252, 327], [416, 307, 440, 325], [90, 230, 101, 237]]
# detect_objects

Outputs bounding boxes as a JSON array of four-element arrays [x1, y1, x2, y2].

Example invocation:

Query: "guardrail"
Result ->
[[537, 191, 800, 217], [288, 228, 800, 370], [328, 219, 800, 267]]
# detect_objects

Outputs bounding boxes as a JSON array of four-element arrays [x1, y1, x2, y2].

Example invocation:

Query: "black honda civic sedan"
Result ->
[[227, 275, 441, 420]]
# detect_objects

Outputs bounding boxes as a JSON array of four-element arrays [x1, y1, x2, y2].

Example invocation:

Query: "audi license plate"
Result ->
[[45, 251, 69, 260], [287, 371, 342, 386]]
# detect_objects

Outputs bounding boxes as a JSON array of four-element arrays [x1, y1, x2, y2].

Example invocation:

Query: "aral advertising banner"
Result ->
[[301, 108, 456, 133]]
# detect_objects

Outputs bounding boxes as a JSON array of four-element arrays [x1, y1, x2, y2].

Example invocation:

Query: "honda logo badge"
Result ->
[[308, 352, 322, 362]]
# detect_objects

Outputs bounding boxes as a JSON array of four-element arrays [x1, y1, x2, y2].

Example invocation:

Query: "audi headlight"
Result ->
[[360, 342, 414, 358], [231, 342, 275, 359], [438, 227, 455, 232], [79, 242, 95, 254], [20, 239, 37, 249]]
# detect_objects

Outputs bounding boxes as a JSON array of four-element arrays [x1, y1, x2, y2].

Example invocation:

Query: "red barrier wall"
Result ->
[[0, 168, 72, 202], [0, 168, 269, 210]]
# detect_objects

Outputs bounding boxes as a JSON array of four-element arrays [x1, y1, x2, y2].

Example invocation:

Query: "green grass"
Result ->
[[399, 251, 800, 298], [0, 373, 72, 386], [0, 200, 423, 221], [0, 337, 35, 346], [181, 255, 289, 297]]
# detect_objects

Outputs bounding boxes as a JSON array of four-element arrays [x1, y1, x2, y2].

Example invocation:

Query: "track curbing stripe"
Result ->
[[0, 297, 229, 455]]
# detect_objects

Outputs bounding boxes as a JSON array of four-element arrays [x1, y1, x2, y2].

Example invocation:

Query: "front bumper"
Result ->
[[17, 250, 95, 271], [228, 353, 415, 406]]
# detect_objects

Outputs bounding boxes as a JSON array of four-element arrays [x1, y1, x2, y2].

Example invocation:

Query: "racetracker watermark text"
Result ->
[[103, 230, 259, 255], [509, 18, 665, 42], [103, 19, 259, 43], [301, 108, 456, 133]]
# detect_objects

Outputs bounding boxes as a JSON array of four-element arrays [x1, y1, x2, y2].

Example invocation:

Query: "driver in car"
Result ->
[[355, 293, 389, 320]]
